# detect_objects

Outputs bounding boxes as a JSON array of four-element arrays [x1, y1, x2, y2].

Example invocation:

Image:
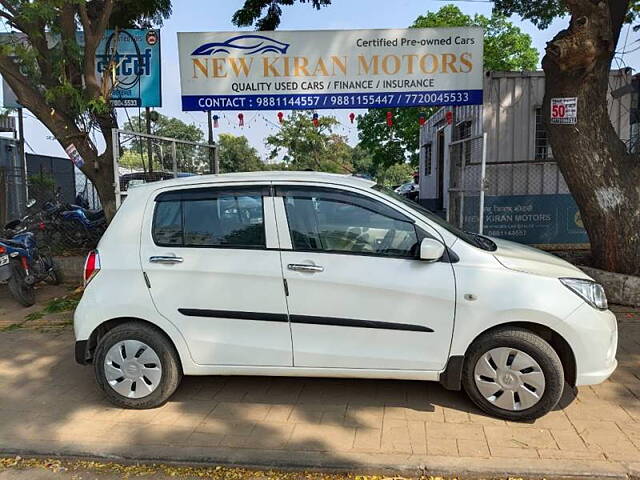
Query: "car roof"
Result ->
[[131, 171, 377, 193]]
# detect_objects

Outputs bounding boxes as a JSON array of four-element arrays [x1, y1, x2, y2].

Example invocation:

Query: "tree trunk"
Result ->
[[542, 0, 640, 276]]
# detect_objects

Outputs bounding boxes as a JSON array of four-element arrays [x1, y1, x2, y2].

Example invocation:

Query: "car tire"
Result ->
[[94, 322, 182, 409], [462, 327, 564, 421]]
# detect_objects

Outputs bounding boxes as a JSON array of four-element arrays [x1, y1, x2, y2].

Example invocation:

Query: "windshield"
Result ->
[[373, 185, 497, 251]]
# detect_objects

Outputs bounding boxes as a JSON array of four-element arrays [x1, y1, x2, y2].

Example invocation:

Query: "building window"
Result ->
[[535, 107, 551, 160], [456, 120, 472, 140], [456, 120, 472, 163], [423, 143, 432, 176]]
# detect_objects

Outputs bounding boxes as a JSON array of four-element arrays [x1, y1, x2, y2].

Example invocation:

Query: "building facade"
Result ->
[[418, 69, 636, 247]]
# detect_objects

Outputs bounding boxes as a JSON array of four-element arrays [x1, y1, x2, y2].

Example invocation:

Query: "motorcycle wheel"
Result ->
[[8, 263, 36, 307]]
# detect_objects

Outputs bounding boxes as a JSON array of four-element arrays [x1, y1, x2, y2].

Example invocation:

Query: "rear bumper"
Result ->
[[75, 340, 90, 365]]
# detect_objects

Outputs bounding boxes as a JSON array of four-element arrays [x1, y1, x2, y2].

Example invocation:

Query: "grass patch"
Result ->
[[24, 311, 44, 322], [2, 323, 23, 332], [42, 293, 81, 314]]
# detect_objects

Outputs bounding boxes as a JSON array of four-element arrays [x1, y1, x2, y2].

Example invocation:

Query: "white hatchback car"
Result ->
[[74, 172, 618, 420]]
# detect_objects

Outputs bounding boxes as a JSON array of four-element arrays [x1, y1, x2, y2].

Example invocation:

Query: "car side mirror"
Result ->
[[419, 238, 445, 262]]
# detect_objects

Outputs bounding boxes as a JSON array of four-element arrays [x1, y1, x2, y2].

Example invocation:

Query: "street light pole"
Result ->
[[207, 110, 218, 174]]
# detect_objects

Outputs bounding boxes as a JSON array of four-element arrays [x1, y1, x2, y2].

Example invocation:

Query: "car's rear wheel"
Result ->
[[94, 322, 182, 409], [462, 327, 564, 421]]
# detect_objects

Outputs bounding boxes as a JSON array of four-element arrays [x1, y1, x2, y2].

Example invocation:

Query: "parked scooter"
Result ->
[[0, 231, 60, 306]]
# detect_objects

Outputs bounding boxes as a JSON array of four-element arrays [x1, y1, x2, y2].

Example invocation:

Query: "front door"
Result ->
[[276, 185, 456, 371], [140, 184, 293, 367]]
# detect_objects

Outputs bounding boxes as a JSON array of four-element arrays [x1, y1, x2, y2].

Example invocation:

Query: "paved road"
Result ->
[[0, 286, 639, 477]]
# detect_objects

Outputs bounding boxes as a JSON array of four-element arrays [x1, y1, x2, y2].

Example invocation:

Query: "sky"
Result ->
[[3, 0, 639, 161]]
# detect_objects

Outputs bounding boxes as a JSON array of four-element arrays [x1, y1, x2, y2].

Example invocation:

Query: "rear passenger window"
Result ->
[[153, 188, 266, 248]]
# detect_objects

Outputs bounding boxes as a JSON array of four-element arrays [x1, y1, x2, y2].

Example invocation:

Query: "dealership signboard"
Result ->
[[2, 29, 161, 108], [177, 28, 484, 111], [97, 29, 162, 108], [463, 194, 589, 246]]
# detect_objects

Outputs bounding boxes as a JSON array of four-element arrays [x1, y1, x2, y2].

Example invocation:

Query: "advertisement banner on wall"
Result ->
[[463, 194, 589, 246], [97, 29, 162, 108], [2, 29, 161, 108], [550, 97, 577, 125], [177, 28, 484, 111]]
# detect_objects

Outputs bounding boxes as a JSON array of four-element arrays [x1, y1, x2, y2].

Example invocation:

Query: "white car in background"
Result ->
[[74, 172, 617, 421]]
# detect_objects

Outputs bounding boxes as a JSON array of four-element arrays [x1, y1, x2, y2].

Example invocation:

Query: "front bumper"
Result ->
[[564, 303, 618, 386]]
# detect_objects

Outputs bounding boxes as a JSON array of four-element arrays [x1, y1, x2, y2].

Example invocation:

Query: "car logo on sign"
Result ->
[[192, 34, 290, 56]]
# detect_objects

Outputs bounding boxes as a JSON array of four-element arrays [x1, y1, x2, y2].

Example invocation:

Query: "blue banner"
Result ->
[[182, 89, 483, 111], [97, 29, 162, 108], [463, 194, 588, 245]]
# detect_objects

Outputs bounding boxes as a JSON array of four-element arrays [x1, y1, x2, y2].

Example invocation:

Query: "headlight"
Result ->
[[560, 278, 608, 310]]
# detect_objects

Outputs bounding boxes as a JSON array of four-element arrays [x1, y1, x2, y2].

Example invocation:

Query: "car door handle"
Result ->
[[149, 255, 183, 264], [288, 263, 324, 273]]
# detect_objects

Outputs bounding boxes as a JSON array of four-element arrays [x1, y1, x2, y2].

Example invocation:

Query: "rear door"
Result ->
[[140, 183, 292, 367], [275, 185, 456, 371]]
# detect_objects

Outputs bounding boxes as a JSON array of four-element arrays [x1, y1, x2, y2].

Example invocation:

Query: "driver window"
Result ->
[[283, 191, 419, 257]]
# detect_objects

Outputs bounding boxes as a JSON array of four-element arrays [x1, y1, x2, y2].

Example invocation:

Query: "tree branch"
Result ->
[[0, 0, 18, 18], [78, 0, 115, 99]]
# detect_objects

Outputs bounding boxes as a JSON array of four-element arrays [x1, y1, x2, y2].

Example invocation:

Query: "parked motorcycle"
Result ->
[[58, 203, 106, 247], [0, 231, 60, 307], [5, 197, 106, 250]]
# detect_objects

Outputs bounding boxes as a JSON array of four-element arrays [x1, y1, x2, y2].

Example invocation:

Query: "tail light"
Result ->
[[0, 246, 5, 254], [84, 250, 101, 286]]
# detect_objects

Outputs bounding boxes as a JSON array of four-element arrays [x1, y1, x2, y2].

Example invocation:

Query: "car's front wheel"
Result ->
[[94, 322, 182, 409], [462, 327, 564, 421]]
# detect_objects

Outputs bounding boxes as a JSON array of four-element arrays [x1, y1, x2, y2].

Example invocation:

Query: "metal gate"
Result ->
[[112, 129, 217, 209], [447, 121, 487, 234]]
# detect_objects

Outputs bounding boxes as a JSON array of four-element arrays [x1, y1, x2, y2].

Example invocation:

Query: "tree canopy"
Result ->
[[357, 4, 539, 171], [217, 133, 264, 173], [265, 111, 354, 173], [0, 0, 173, 218], [492, 0, 639, 29], [233, 0, 331, 30]]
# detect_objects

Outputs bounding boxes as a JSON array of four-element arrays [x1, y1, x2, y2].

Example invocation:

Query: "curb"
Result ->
[[579, 266, 640, 307], [1, 445, 636, 479]]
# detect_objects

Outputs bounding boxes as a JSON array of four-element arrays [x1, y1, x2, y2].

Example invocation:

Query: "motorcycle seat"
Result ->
[[84, 210, 105, 222]]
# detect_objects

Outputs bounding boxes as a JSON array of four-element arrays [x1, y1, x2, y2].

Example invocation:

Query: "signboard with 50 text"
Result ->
[[177, 28, 484, 111]]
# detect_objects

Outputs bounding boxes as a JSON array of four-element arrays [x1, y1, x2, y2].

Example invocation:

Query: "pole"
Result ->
[[478, 131, 488, 235], [171, 141, 178, 178], [112, 128, 121, 210], [145, 107, 153, 173], [214, 141, 220, 175], [207, 111, 218, 174], [17, 108, 27, 204]]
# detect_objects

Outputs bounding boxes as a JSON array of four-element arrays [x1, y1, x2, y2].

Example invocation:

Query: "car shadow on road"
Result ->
[[1, 315, 638, 464]]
